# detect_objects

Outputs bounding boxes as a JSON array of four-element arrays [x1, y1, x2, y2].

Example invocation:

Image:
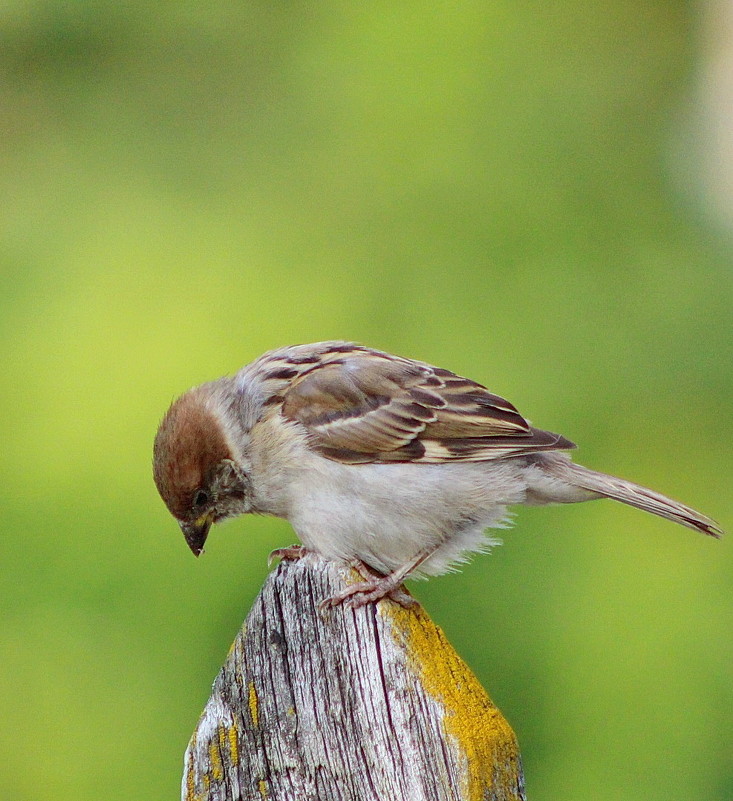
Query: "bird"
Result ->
[[153, 341, 722, 607]]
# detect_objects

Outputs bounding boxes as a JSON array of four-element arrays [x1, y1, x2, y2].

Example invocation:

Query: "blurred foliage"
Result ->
[[0, 2, 731, 800]]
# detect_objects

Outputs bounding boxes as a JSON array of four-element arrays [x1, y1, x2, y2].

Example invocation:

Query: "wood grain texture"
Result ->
[[182, 553, 526, 801]]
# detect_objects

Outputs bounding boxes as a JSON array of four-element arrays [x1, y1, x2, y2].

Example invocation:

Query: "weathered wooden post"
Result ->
[[183, 552, 525, 801]]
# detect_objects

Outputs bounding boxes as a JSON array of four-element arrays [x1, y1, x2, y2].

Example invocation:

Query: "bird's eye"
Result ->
[[193, 489, 209, 508]]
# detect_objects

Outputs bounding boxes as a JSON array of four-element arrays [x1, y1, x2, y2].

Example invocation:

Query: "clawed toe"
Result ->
[[268, 544, 307, 566]]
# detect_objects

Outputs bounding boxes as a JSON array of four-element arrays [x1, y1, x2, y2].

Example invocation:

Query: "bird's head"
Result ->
[[153, 385, 251, 555]]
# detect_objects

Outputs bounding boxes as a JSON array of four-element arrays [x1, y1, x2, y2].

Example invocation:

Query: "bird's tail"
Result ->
[[541, 456, 722, 538]]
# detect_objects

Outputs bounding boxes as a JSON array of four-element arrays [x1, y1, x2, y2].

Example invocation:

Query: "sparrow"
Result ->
[[153, 341, 722, 607]]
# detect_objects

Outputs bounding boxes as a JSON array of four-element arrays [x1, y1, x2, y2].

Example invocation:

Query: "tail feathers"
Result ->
[[544, 458, 723, 538]]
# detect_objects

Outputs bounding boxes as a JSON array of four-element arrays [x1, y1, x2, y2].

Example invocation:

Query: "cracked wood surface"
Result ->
[[183, 552, 526, 801]]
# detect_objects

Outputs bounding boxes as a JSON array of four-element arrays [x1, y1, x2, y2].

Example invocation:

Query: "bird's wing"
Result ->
[[280, 351, 575, 464]]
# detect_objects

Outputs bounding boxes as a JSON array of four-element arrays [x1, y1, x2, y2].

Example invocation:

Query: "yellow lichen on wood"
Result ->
[[184, 723, 242, 799], [227, 725, 239, 765], [208, 734, 224, 781], [215, 723, 240, 768], [258, 778, 269, 798], [248, 681, 259, 728], [184, 732, 204, 801], [389, 603, 522, 801]]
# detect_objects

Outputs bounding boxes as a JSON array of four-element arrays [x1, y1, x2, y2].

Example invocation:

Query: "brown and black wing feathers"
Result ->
[[280, 352, 575, 464]]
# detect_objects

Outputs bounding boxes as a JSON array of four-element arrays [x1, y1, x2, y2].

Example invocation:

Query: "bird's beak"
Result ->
[[180, 512, 213, 556]]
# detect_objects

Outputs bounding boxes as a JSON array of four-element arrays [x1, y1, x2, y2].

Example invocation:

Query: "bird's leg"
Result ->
[[322, 549, 435, 610], [347, 559, 418, 608], [268, 544, 308, 566]]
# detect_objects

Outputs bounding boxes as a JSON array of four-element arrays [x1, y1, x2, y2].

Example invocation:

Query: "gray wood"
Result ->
[[183, 552, 525, 801]]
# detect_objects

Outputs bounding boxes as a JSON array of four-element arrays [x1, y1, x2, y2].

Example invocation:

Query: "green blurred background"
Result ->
[[1, 2, 731, 799]]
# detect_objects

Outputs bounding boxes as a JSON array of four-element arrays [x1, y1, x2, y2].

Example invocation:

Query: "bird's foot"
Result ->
[[321, 560, 419, 610], [268, 544, 307, 566]]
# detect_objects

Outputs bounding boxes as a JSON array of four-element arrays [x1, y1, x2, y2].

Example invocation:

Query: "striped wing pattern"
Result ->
[[278, 346, 575, 465]]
